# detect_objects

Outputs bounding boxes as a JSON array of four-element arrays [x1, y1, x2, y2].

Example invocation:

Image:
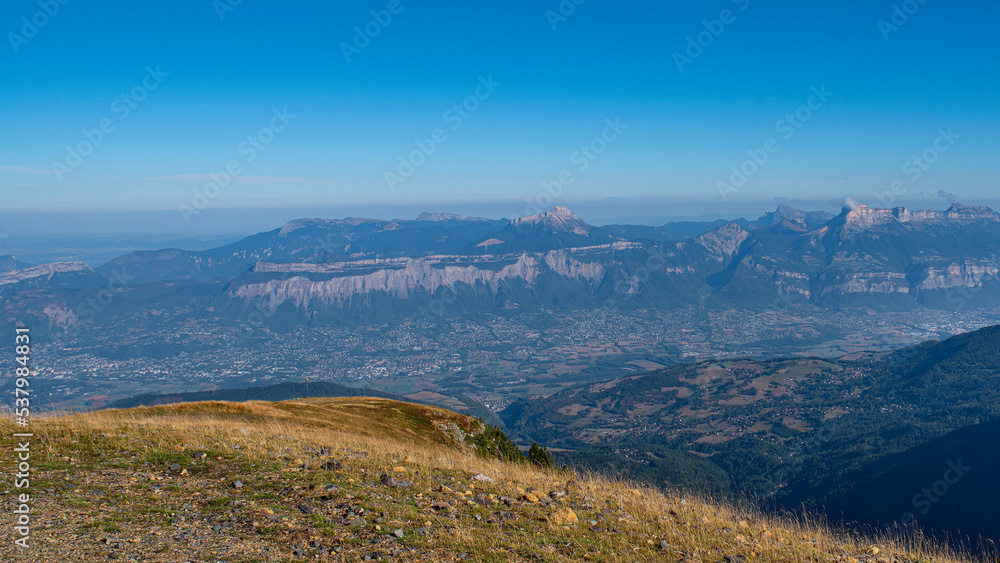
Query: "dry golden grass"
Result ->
[[0, 398, 984, 562]]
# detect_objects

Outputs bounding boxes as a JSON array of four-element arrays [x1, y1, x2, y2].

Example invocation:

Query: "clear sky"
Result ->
[[1, 0, 998, 227]]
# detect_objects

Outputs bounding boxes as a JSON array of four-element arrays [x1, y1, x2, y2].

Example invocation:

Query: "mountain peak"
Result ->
[[415, 212, 489, 222], [774, 203, 807, 217], [464, 206, 621, 253], [513, 206, 588, 233], [752, 205, 833, 230]]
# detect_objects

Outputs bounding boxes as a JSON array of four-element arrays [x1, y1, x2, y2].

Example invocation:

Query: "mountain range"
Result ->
[[4, 202, 1000, 344], [6, 202, 1000, 546]]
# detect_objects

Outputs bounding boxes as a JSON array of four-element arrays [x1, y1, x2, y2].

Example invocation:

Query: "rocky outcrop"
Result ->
[[917, 261, 1000, 290], [543, 250, 605, 281], [696, 223, 749, 260], [0, 261, 92, 286], [818, 272, 911, 296], [840, 204, 1000, 232], [230, 255, 543, 309]]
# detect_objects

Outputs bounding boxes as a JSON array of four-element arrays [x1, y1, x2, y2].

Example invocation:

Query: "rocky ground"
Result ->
[[0, 398, 967, 562]]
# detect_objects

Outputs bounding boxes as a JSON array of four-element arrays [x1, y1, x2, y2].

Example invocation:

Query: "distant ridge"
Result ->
[[104, 380, 400, 409], [464, 206, 622, 253], [415, 211, 490, 222]]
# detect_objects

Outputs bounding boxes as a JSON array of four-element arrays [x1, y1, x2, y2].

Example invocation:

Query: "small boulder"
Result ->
[[549, 508, 578, 525]]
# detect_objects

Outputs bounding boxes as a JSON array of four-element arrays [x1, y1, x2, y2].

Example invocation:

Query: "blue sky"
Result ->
[[1, 0, 998, 227]]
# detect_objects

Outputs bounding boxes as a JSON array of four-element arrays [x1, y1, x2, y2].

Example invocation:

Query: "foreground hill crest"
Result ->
[[0, 397, 973, 562]]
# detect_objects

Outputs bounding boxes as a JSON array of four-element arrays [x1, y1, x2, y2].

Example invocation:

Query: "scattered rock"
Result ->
[[232, 480, 243, 489], [659, 540, 669, 550], [549, 507, 578, 525], [393, 529, 404, 538], [470, 473, 495, 483], [168, 463, 181, 472], [192, 452, 207, 460]]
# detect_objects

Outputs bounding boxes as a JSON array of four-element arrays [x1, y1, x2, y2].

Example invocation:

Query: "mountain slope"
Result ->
[[503, 322, 1000, 543], [0, 255, 33, 273], [1, 398, 972, 562], [820, 417, 1000, 543]]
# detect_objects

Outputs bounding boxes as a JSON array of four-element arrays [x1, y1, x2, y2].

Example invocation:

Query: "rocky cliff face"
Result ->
[[696, 223, 749, 260], [917, 261, 1000, 291], [230, 255, 546, 309], [840, 204, 1000, 233], [229, 246, 621, 310]]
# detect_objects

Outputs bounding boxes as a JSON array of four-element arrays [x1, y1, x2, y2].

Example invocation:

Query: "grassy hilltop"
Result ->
[[0, 397, 979, 562]]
